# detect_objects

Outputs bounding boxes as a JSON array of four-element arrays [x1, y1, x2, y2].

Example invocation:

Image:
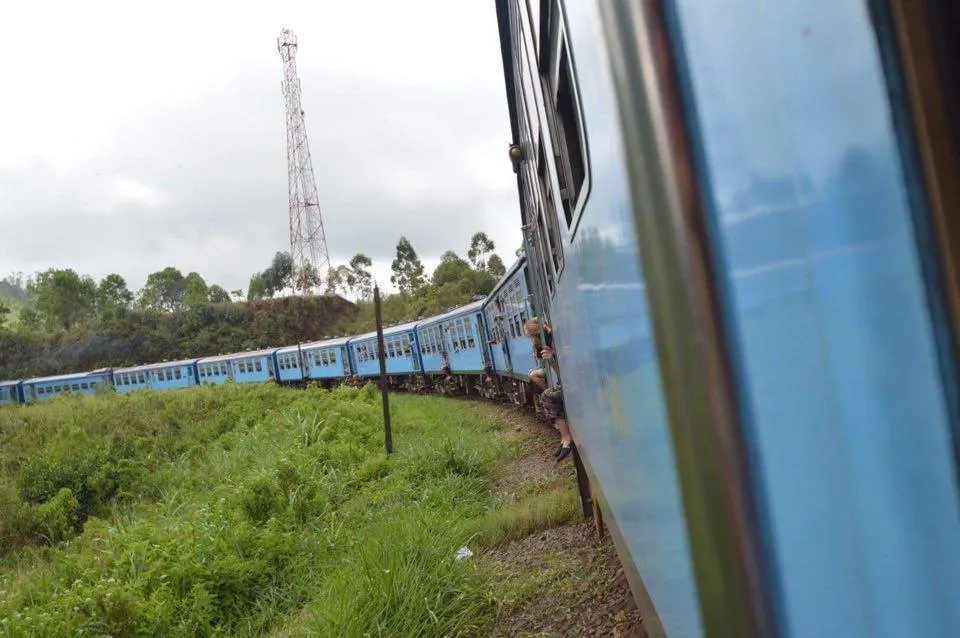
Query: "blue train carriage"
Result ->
[[300, 337, 352, 386], [273, 345, 309, 384], [20, 369, 114, 402], [481, 257, 539, 402], [113, 359, 200, 393], [498, 1, 960, 638], [0, 380, 22, 406], [347, 321, 422, 389], [197, 349, 278, 386], [416, 299, 493, 396]]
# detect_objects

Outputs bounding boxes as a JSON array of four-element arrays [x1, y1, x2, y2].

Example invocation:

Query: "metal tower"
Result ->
[[278, 28, 331, 294]]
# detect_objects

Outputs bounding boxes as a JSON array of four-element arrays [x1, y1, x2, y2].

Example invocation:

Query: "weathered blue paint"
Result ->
[[0, 380, 22, 405], [482, 258, 537, 380], [667, 1, 960, 636], [301, 337, 352, 380], [348, 321, 422, 378], [417, 300, 488, 374], [20, 370, 114, 402], [114, 359, 200, 393], [197, 350, 277, 386]]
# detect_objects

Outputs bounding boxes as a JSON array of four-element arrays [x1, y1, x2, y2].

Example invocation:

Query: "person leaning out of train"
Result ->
[[524, 318, 573, 462]]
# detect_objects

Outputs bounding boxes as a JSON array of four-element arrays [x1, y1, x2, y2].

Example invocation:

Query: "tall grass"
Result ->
[[0, 384, 575, 636]]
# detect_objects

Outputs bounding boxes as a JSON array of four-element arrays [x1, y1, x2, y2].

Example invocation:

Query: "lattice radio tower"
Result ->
[[278, 29, 331, 294]]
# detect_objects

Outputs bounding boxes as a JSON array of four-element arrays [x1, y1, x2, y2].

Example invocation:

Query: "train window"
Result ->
[[404, 337, 412, 357], [138, 373, 145, 384], [536, 143, 564, 277], [71, 383, 79, 391], [330, 349, 337, 364], [175, 368, 182, 380], [256, 360, 262, 372], [465, 317, 476, 348], [543, 2, 589, 231]]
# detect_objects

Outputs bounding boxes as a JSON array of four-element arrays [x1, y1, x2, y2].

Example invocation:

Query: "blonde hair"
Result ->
[[523, 318, 541, 337]]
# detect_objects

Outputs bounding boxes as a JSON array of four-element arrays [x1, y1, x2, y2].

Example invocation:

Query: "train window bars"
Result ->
[[541, 0, 589, 233]]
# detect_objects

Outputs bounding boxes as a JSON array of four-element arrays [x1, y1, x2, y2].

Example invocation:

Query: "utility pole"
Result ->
[[278, 29, 331, 294], [374, 284, 392, 454]]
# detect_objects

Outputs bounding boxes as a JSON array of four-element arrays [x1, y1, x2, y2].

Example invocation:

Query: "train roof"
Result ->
[[115, 359, 200, 373], [0, 380, 21, 387], [350, 319, 421, 342], [485, 256, 526, 299], [276, 336, 351, 355], [197, 348, 278, 364], [24, 369, 112, 385], [416, 299, 486, 327]]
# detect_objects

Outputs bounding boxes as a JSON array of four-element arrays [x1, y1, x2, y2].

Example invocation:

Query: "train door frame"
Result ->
[[871, 0, 960, 459]]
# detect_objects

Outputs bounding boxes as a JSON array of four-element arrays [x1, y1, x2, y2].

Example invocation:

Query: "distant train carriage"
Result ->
[[194, 356, 234, 386], [348, 321, 421, 379], [214, 348, 276, 383], [20, 370, 113, 402], [482, 258, 537, 381], [416, 300, 488, 375], [114, 359, 200, 393], [0, 380, 22, 405], [273, 345, 307, 383], [301, 337, 351, 382]]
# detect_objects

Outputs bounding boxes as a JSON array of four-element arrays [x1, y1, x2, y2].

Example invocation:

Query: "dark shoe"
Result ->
[[556, 445, 572, 462], [555, 444, 564, 458]]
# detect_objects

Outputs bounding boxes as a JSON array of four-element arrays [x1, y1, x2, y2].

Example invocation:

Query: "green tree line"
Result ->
[[0, 231, 508, 379]]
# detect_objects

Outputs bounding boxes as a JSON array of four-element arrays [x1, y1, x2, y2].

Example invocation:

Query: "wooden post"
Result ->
[[374, 284, 393, 454]]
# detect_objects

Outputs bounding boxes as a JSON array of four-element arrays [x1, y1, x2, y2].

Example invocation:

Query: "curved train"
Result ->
[[0, 257, 542, 406], [4, 0, 960, 636]]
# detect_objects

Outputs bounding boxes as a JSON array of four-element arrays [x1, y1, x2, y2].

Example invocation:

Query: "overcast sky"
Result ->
[[0, 0, 520, 295]]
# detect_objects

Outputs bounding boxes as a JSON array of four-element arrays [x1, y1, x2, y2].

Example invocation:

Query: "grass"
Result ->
[[0, 383, 577, 636]]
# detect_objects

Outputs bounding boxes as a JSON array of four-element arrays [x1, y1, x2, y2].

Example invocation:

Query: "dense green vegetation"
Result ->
[[0, 232, 511, 379], [0, 384, 578, 636]]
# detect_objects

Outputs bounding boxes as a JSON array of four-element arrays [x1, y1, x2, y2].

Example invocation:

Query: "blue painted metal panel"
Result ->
[[501, 3, 705, 636], [22, 370, 113, 402], [115, 359, 199, 393], [0, 381, 21, 406], [417, 301, 487, 374], [350, 321, 422, 377], [668, 2, 960, 637], [198, 350, 276, 386], [273, 347, 305, 383], [490, 261, 537, 380], [301, 337, 351, 380]]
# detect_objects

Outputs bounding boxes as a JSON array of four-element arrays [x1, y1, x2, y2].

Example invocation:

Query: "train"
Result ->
[[491, 1, 959, 638], [3, 1, 959, 637], [0, 257, 542, 406]]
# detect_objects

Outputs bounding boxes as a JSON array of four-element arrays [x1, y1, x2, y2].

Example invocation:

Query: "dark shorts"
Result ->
[[539, 387, 566, 423]]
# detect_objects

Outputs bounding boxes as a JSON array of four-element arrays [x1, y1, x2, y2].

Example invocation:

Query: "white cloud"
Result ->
[[0, 0, 519, 293]]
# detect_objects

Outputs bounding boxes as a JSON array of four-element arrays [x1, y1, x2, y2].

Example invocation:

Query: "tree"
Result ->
[[230, 289, 244, 301], [98, 274, 133, 310], [390, 237, 426, 295], [0, 302, 9, 328], [487, 254, 507, 279], [28, 268, 97, 330], [262, 252, 294, 296], [182, 272, 209, 309], [432, 252, 472, 287], [207, 284, 231, 304], [18, 307, 41, 329], [349, 253, 373, 300], [325, 265, 352, 296], [247, 273, 270, 301], [140, 267, 186, 312], [296, 263, 322, 293], [467, 232, 496, 270]]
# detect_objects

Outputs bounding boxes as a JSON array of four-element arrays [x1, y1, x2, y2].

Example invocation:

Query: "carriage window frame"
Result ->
[[541, 0, 591, 237]]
